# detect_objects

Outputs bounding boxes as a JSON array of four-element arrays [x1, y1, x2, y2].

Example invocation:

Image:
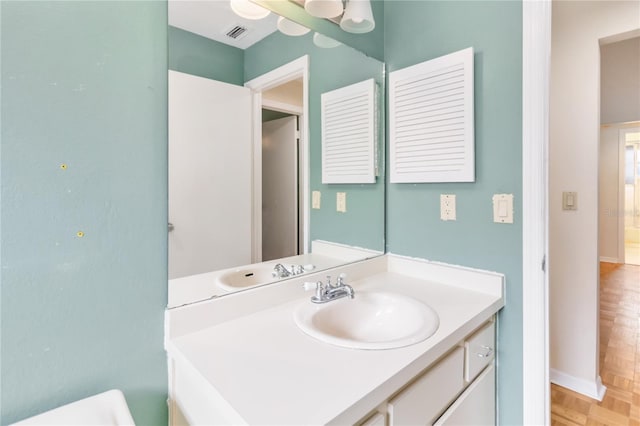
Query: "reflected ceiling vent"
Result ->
[[224, 24, 249, 40]]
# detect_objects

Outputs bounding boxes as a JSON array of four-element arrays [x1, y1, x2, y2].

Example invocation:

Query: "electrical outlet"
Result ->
[[312, 191, 321, 209], [440, 194, 456, 221], [337, 192, 347, 213]]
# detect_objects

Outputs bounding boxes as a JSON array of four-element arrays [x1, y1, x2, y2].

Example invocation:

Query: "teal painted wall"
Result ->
[[245, 31, 386, 252], [384, 1, 523, 424], [169, 26, 244, 85], [0, 1, 168, 424]]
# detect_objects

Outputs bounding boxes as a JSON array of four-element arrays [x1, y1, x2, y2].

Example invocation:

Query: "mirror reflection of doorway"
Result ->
[[624, 128, 640, 265], [259, 77, 304, 262], [262, 114, 300, 261]]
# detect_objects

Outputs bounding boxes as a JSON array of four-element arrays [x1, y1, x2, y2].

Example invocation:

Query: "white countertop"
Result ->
[[166, 259, 504, 425]]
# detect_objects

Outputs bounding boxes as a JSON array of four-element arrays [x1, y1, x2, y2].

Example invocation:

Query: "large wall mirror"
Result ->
[[167, 0, 385, 308]]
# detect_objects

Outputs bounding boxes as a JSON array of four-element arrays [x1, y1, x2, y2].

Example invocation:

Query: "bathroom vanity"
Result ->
[[164, 255, 504, 425]]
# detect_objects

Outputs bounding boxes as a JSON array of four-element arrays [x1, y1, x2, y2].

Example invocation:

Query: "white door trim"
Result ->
[[245, 55, 310, 262], [619, 128, 627, 262], [522, 1, 551, 424]]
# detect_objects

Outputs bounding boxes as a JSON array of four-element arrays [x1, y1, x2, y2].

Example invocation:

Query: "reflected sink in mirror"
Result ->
[[167, 241, 381, 308], [217, 263, 315, 291], [216, 266, 277, 292], [293, 291, 440, 350]]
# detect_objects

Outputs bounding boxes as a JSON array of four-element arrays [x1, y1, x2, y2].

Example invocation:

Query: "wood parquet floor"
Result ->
[[551, 262, 640, 426]]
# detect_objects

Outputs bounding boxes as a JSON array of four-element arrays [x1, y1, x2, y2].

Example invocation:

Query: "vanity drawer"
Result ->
[[388, 347, 464, 425], [464, 321, 495, 382]]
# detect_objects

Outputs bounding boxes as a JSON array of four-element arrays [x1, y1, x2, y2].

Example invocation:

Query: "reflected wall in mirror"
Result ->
[[167, 0, 385, 308]]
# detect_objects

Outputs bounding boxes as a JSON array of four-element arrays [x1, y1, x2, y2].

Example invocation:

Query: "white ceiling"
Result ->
[[168, 0, 279, 50]]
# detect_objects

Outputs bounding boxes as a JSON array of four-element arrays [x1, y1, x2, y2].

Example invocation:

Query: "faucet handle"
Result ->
[[303, 281, 320, 291], [303, 281, 324, 302], [291, 264, 304, 275], [337, 273, 347, 285]]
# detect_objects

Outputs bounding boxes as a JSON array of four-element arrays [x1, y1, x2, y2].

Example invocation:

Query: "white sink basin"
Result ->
[[293, 291, 439, 350], [216, 266, 275, 291]]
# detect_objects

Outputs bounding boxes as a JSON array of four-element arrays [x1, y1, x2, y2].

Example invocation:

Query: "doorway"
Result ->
[[262, 113, 301, 261], [245, 56, 310, 263], [599, 123, 640, 266], [624, 127, 640, 265]]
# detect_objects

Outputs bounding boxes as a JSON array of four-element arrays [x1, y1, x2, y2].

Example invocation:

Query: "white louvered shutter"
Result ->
[[389, 47, 475, 183], [321, 78, 378, 184]]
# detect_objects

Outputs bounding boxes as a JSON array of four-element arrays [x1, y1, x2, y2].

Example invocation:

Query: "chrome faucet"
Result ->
[[303, 273, 354, 304], [272, 263, 305, 278]]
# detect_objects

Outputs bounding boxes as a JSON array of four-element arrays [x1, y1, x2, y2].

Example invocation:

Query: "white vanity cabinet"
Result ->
[[359, 320, 496, 426]]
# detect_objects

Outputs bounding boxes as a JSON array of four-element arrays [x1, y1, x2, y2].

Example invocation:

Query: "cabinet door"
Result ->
[[359, 412, 387, 426], [388, 347, 464, 425], [434, 363, 495, 426]]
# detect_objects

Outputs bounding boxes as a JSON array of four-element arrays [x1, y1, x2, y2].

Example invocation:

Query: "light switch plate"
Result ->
[[562, 191, 577, 211], [493, 194, 514, 224], [440, 194, 456, 221], [336, 192, 347, 213], [312, 191, 321, 209]]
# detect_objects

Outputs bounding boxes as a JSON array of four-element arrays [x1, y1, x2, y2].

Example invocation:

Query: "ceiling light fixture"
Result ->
[[340, 0, 375, 33], [304, 0, 344, 19], [277, 16, 311, 36], [313, 32, 342, 48], [230, 0, 271, 20]]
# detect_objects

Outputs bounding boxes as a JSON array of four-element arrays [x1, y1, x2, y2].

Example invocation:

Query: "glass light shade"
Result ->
[[340, 0, 375, 33], [304, 0, 344, 19], [277, 16, 311, 36], [230, 0, 271, 20], [313, 32, 342, 48]]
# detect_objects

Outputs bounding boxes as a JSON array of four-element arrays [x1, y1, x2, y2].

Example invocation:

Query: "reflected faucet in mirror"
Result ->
[[272, 263, 312, 278]]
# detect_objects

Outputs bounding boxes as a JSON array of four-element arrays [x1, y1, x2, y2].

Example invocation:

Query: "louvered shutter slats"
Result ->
[[321, 79, 377, 184], [390, 48, 475, 183]]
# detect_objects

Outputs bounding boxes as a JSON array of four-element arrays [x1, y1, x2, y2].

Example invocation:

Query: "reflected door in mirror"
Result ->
[[168, 71, 252, 279]]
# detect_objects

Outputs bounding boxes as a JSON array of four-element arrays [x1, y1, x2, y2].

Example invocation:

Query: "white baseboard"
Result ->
[[550, 368, 607, 401], [599, 256, 621, 263]]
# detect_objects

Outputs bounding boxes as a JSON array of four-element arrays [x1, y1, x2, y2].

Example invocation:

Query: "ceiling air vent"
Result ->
[[224, 25, 249, 40]]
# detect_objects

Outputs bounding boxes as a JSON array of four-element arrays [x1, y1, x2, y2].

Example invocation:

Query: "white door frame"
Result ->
[[618, 128, 626, 262], [245, 55, 310, 263], [522, 1, 551, 424]]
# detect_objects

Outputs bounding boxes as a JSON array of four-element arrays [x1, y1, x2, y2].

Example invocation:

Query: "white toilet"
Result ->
[[11, 389, 135, 425]]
